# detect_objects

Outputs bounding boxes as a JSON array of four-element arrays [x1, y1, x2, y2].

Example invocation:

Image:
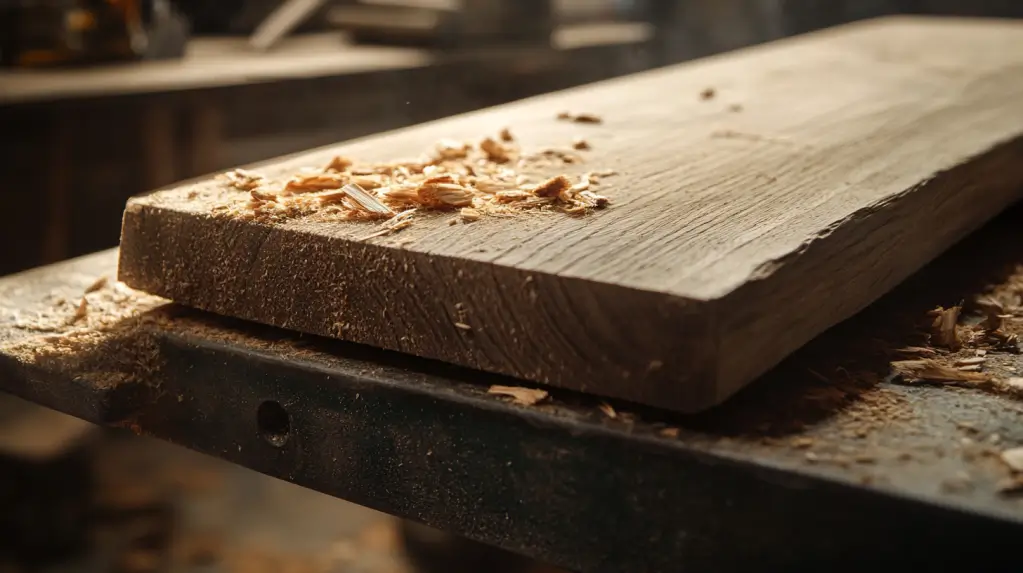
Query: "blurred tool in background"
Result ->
[[0, 0, 189, 68]]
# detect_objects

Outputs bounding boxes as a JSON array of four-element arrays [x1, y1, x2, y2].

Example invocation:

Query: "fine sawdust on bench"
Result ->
[[209, 127, 617, 238]]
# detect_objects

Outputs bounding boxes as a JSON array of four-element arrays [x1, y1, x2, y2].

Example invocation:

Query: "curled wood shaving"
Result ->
[[890, 359, 990, 385], [487, 385, 548, 406]]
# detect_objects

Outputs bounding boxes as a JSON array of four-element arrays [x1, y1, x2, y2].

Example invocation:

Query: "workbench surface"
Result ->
[[2, 206, 1023, 571], [0, 23, 651, 106]]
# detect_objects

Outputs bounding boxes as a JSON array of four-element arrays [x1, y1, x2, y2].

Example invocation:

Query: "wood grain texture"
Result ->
[[118, 17, 1023, 412]]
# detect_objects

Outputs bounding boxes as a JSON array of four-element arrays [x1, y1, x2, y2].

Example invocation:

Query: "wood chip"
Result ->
[[929, 305, 962, 350], [557, 111, 603, 124], [223, 169, 264, 190], [499, 127, 514, 142], [532, 175, 572, 199], [325, 156, 353, 172], [453, 321, 472, 331], [487, 385, 548, 406], [417, 182, 474, 208], [84, 276, 108, 294], [250, 189, 277, 202], [700, 87, 716, 100], [460, 207, 481, 222], [598, 402, 617, 419], [343, 183, 394, 216], [572, 137, 591, 150], [890, 359, 991, 384], [435, 139, 471, 160], [480, 137, 512, 163], [285, 172, 345, 193], [659, 427, 680, 438], [70, 298, 88, 323], [1001, 447, 1023, 472]]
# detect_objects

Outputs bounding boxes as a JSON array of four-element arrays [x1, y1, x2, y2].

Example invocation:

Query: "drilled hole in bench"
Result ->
[[257, 401, 290, 448]]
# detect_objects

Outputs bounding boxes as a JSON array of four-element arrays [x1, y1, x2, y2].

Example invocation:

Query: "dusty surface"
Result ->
[[5, 192, 1023, 522]]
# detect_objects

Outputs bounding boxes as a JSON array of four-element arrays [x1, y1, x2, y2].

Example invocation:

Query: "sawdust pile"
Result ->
[[214, 129, 616, 239]]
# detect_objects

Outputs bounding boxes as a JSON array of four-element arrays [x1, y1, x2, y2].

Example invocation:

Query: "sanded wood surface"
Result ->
[[118, 17, 1023, 412]]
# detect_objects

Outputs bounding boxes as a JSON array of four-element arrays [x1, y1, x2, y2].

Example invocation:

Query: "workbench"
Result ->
[[1, 200, 1021, 571]]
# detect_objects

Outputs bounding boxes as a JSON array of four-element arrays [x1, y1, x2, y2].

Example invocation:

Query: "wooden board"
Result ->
[[118, 17, 1023, 413]]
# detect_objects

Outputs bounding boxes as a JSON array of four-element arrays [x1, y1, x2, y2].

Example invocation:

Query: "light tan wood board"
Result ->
[[119, 17, 1023, 412]]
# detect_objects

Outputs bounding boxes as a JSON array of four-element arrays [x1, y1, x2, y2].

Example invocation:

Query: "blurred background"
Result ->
[[1, 1, 1023, 572]]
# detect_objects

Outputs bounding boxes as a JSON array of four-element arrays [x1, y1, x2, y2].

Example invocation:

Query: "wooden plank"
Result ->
[[118, 17, 1023, 413]]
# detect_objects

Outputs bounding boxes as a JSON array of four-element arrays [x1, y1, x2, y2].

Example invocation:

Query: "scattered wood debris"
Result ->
[[699, 87, 716, 100], [487, 385, 548, 406], [1000, 447, 1023, 472], [890, 359, 990, 385], [598, 402, 618, 419], [215, 128, 617, 233], [223, 169, 264, 190], [556, 111, 603, 124], [929, 305, 962, 350]]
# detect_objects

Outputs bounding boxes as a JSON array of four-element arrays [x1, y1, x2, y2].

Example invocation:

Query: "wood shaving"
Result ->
[[342, 183, 394, 217], [1000, 447, 1023, 472], [597, 402, 617, 419], [557, 111, 603, 124], [453, 321, 472, 331], [284, 172, 345, 194], [70, 298, 88, 324], [890, 359, 990, 385], [929, 305, 962, 350], [223, 169, 264, 191], [212, 129, 613, 233], [487, 385, 548, 406], [324, 155, 353, 172], [85, 276, 108, 294], [459, 207, 481, 222]]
